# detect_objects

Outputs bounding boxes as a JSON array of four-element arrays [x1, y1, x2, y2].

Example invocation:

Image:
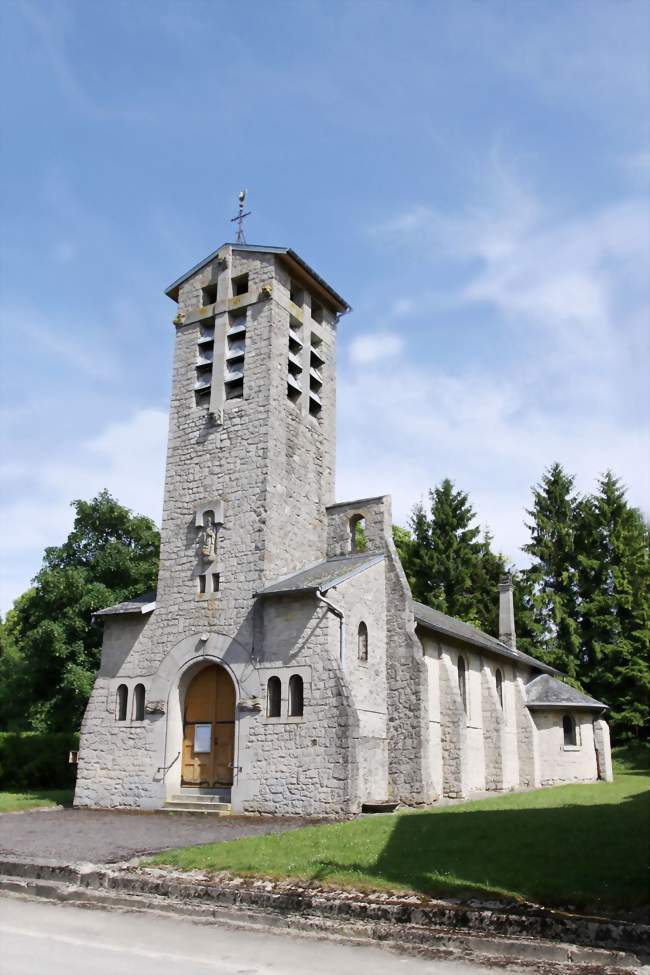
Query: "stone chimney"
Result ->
[[498, 574, 517, 650]]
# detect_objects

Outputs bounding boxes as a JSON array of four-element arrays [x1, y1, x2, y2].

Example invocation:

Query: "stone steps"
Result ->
[[163, 793, 232, 815]]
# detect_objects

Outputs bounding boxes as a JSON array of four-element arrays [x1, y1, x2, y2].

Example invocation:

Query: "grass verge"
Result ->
[[0, 789, 74, 813], [147, 746, 650, 915]]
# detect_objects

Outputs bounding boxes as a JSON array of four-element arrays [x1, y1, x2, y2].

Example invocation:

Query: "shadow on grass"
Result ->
[[306, 787, 650, 913]]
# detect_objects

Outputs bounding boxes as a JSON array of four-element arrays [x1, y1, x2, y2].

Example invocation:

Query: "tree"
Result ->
[[397, 479, 507, 635], [0, 491, 160, 734], [576, 472, 650, 738], [522, 463, 582, 678]]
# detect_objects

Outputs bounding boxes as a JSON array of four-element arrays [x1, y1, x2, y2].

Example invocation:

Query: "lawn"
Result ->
[[0, 789, 73, 813], [149, 746, 650, 915]]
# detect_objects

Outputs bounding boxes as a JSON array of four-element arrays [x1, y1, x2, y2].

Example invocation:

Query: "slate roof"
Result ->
[[413, 601, 560, 676], [257, 552, 385, 597], [525, 673, 607, 710], [165, 243, 351, 312], [93, 592, 157, 618]]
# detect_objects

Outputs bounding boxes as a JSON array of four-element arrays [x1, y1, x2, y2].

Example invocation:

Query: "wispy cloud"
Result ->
[[349, 332, 403, 365]]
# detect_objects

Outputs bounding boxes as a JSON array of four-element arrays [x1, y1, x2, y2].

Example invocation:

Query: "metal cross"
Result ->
[[230, 190, 251, 243]]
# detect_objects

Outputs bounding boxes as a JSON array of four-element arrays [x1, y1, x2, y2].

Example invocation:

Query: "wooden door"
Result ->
[[181, 666, 236, 787]]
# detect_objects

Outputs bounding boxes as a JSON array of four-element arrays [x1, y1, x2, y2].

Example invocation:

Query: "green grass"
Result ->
[[149, 746, 650, 915], [0, 789, 74, 813]]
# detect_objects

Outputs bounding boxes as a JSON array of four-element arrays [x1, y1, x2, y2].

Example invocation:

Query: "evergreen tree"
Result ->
[[0, 491, 160, 734], [576, 472, 650, 738], [398, 479, 507, 635], [522, 464, 582, 677]]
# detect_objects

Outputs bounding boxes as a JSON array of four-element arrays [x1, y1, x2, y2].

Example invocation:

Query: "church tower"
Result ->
[[157, 244, 350, 648]]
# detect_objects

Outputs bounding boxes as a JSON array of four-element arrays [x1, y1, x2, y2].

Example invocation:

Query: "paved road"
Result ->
[[0, 896, 509, 975], [0, 809, 312, 863]]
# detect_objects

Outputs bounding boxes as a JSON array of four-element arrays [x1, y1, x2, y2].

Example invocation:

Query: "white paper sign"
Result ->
[[194, 723, 212, 753]]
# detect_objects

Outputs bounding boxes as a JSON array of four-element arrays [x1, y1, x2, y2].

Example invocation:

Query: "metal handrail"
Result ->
[[156, 751, 180, 779]]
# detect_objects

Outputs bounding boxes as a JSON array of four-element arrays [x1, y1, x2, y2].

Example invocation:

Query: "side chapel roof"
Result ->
[[256, 552, 385, 596], [525, 673, 607, 710], [93, 592, 157, 618]]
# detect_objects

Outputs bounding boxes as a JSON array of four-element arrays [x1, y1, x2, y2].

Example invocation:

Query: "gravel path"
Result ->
[[0, 808, 313, 864]]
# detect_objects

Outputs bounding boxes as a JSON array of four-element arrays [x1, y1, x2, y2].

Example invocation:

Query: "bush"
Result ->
[[0, 732, 79, 790]]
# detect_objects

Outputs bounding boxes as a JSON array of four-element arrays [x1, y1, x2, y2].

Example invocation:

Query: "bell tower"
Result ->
[[157, 243, 349, 642]]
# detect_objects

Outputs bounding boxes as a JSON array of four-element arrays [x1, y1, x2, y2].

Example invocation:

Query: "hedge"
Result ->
[[0, 732, 79, 790]]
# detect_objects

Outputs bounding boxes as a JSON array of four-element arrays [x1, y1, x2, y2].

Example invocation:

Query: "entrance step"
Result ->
[[163, 798, 232, 815]]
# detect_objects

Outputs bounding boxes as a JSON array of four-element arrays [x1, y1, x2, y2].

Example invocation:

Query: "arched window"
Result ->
[[457, 657, 468, 715], [349, 514, 367, 553], [495, 669, 503, 709], [563, 714, 577, 747], [288, 674, 304, 717], [358, 621, 368, 663], [267, 676, 281, 718], [116, 684, 128, 721], [133, 683, 145, 721]]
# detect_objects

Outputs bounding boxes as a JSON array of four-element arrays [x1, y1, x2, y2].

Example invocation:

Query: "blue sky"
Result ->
[[1, 0, 648, 613]]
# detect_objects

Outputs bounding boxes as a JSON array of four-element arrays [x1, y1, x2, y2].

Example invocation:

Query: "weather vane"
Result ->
[[230, 189, 251, 243]]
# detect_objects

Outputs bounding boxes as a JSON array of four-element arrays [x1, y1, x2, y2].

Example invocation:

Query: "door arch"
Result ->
[[181, 664, 236, 787]]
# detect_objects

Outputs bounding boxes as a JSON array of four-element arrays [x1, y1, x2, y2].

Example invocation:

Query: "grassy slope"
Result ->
[[149, 747, 650, 913], [0, 789, 73, 812]]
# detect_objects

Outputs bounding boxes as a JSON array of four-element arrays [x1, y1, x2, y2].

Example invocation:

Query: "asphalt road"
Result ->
[[0, 809, 312, 863], [0, 896, 509, 975]]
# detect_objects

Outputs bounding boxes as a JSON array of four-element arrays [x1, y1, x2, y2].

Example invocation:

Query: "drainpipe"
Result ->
[[316, 590, 346, 664]]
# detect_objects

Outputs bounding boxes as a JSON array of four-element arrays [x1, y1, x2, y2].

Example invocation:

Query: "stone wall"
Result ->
[[533, 710, 599, 785]]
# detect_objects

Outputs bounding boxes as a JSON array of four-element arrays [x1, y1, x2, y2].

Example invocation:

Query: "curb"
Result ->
[[0, 857, 647, 973]]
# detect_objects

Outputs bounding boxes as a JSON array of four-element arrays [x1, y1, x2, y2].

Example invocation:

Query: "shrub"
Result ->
[[0, 732, 79, 790]]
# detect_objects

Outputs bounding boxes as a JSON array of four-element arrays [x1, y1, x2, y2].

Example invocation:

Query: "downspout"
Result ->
[[316, 590, 346, 665]]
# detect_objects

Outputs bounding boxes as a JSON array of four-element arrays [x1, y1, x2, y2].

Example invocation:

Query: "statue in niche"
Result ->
[[198, 511, 217, 562]]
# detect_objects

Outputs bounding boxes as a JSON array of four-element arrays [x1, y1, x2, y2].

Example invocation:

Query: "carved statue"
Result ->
[[199, 511, 217, 561]]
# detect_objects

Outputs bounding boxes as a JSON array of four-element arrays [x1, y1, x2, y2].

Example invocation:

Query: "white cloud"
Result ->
[[0, 408, 168, 612], [348, 169, 650, 562], [349, 332, 403, 366]]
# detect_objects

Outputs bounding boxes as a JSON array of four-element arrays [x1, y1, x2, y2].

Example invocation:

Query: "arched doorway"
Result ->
[[181, 664, 236, 788]]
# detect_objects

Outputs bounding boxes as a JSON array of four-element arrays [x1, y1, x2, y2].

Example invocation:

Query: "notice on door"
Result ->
[[194, 723, 212, 753]]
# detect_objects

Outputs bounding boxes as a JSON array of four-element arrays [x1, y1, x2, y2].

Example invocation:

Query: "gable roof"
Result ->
[[256, 552, 385, 597], [93, 592, 157, 618], [525, 673, 607, 710], [413, 601, 560, 676], [164, 243, 350, 312]]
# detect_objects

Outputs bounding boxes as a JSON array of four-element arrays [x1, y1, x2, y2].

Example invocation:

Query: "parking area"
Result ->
[[0, 808, 312, 864]]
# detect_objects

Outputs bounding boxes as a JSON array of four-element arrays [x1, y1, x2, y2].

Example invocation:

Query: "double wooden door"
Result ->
[[181, 665, 235, 787]]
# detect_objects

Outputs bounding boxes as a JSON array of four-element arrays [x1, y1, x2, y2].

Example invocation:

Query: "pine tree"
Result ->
[[576, 472, 650, 738], [522, 463, 582, 677], [398, 479, 507, 635]]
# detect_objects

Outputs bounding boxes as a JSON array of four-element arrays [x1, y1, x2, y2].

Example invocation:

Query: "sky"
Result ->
[[0, 0, 649, 614]]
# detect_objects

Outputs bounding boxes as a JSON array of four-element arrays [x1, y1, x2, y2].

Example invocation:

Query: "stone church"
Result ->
[[75, 242, 613, 815]]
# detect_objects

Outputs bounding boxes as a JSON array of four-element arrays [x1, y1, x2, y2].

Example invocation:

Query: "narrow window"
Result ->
[[289, 281, 304, 306], [232, 272, 249, 296], [133, 684, 145, 721], [350, 515, 367, 553], [267, 676, 281, 718], [116, 684, 128, 721], [358, 621, 368, 663], [495, 668, 503, 709], [288, 675, 304, 717], [458, 657, 468, 715], [563, 714, 577, 747], [311, 299, 324, 324], [198, 573, 206, 594], [287, 315, 303, 403], [195, 321, 215, 407], [212, 572, 220, 593]]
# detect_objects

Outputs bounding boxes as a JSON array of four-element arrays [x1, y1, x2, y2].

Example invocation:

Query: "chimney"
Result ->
[[498, 574, 517, 650]]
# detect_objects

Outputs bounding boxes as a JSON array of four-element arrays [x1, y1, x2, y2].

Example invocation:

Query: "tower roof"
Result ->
[[165, 243, 351, 313]]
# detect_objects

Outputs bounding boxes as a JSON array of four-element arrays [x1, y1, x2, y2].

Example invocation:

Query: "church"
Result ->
[[75, 241, 613, 815]]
